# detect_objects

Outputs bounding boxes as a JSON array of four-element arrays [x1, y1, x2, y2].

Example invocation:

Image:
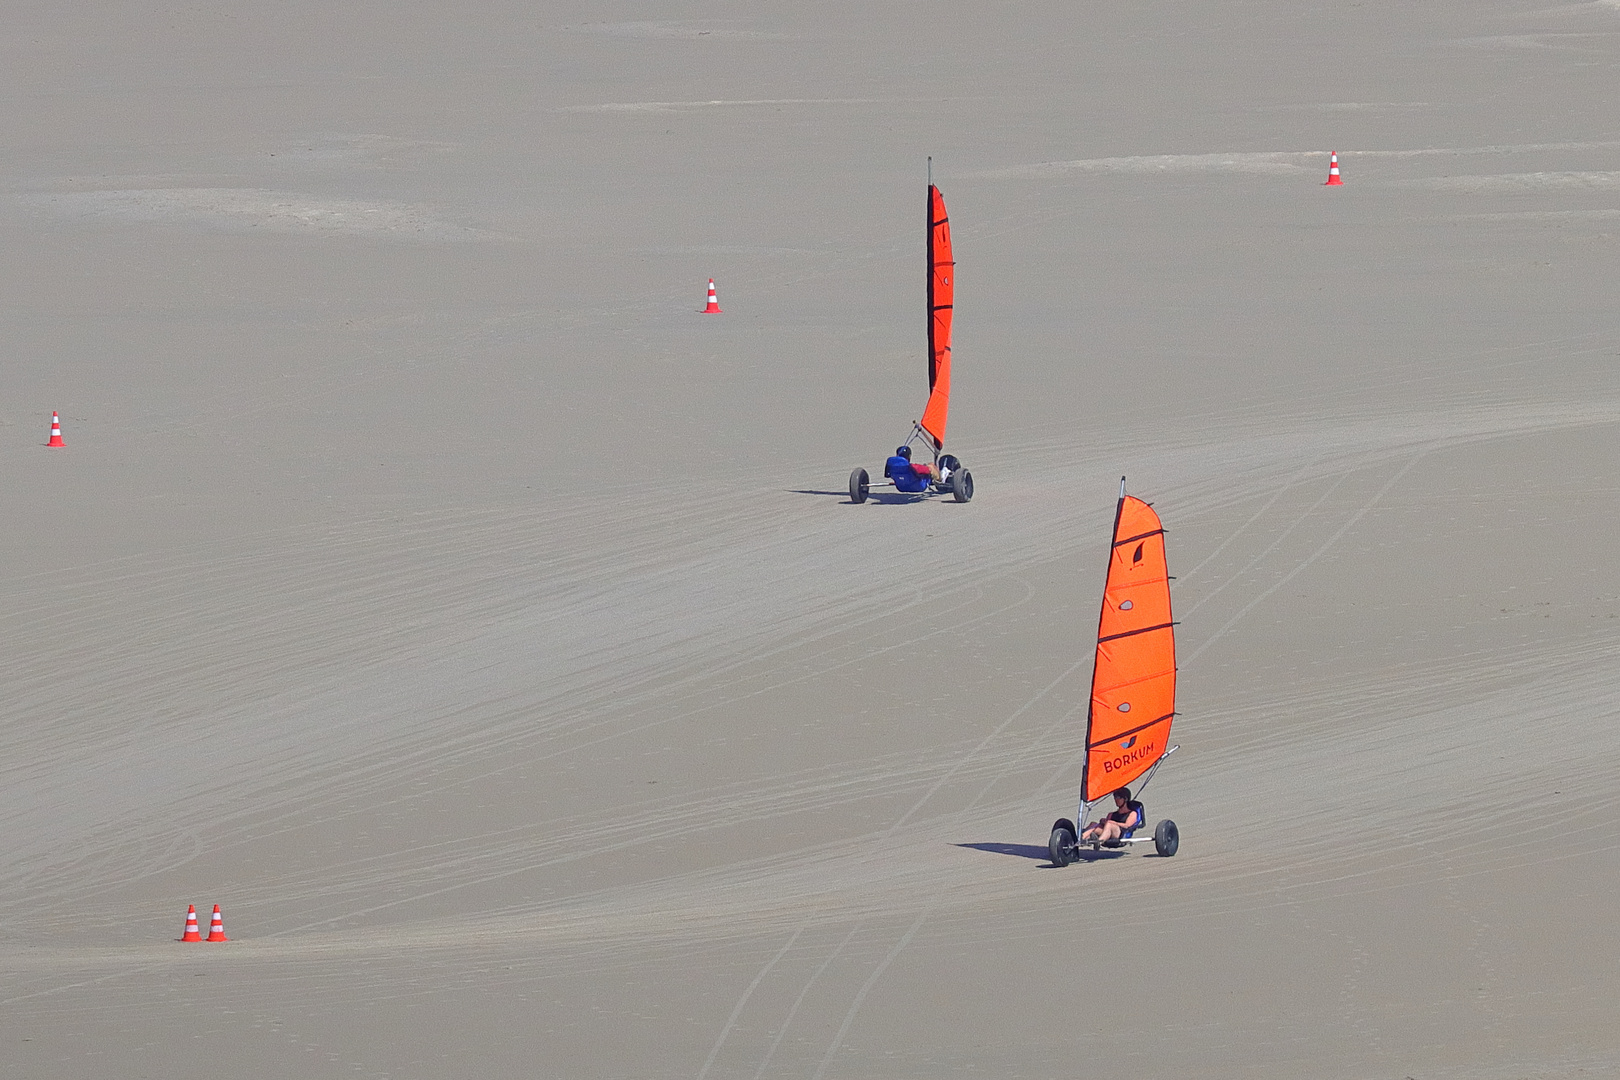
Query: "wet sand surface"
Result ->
[[3, 1, 1620, 1077]]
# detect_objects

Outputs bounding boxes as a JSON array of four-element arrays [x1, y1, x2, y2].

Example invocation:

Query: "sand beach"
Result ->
[[3, 2, 1620, 1076]]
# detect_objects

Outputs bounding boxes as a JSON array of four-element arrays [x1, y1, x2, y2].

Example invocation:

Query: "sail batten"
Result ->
[[1114, 528, 1165, 547], [1097, 621, 1175, 644], [918, 183, 953, 450], [1087, 712, 1174, 750], [1080, 492, 1177, 805]]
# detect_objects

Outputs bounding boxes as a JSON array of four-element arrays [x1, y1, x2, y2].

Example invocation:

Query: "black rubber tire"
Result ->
[[1154, 818, 1180, 857], [849, 467, 870, 504], [950, 469, 974, 503], [938, 454, 961, 475], [1049, 825, 1077, 867]]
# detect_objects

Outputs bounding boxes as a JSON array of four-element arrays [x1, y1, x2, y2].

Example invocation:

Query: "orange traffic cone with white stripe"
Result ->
[[205, 904, 228, 942], [1324, 151, 1343, 186], [46, 412, 65, 447], [701, 279, 722, 314], [180, 905, 202, 942]]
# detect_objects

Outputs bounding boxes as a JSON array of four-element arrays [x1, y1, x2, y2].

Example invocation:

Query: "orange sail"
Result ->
[[1082, 491, 1176, 804], [918, 183, 953, 450]]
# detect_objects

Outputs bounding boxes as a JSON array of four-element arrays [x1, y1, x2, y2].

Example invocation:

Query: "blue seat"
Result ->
[[1121, 800, 1145, 839], [885, 455, 931, 493]]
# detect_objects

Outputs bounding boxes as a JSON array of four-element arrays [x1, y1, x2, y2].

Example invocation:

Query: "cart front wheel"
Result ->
[[1049, 818, 1077, 867], [849, 468, 870, 504]]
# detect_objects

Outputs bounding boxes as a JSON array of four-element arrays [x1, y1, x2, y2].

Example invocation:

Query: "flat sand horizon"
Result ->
[[4, 2, 1620, 1077]]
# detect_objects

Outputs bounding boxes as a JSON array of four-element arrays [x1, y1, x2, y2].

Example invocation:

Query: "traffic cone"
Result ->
[[46, 412, 65, 447], [205, 904, 228, 942], [701, 279, 722, 314], [180, 905, 202, 942], [1324, 151, 1343, 186]]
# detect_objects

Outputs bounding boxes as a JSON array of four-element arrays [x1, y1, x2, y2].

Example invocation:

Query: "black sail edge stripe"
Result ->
[[1096, 621, 1174, 644], [1112, 528, 1165, 548], [1087, 713, 1174, 750]]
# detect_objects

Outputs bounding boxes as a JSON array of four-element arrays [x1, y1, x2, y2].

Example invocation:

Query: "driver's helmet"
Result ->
[[895, 446, 912, 460]]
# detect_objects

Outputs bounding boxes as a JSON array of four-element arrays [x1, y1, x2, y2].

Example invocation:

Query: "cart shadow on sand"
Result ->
[[788, 488, 969, 505], [957, 842, 1158, 867]]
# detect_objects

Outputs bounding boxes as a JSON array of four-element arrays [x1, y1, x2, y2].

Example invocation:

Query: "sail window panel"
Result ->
[[1106, 542, 1167, 580], [1098, 580, 1172, 639], [1090, 669, 1175, 744]]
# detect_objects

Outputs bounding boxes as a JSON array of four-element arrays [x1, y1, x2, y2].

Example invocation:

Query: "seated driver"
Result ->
[[883, 445, 938, 493], [1080, 787, 1142, 845]]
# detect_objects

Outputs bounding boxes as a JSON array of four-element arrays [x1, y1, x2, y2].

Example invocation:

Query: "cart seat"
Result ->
[[885, 455, 932, 493], [1121, 800, 1144, 838], [1099, 801, 1145, 848]]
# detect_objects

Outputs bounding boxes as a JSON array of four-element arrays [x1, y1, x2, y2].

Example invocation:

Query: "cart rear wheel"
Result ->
[[950, 469, 974, 503], [849, 468, 869, 504], [1049, 819, 1077, 867], [1154, 818, 1180, 857]]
